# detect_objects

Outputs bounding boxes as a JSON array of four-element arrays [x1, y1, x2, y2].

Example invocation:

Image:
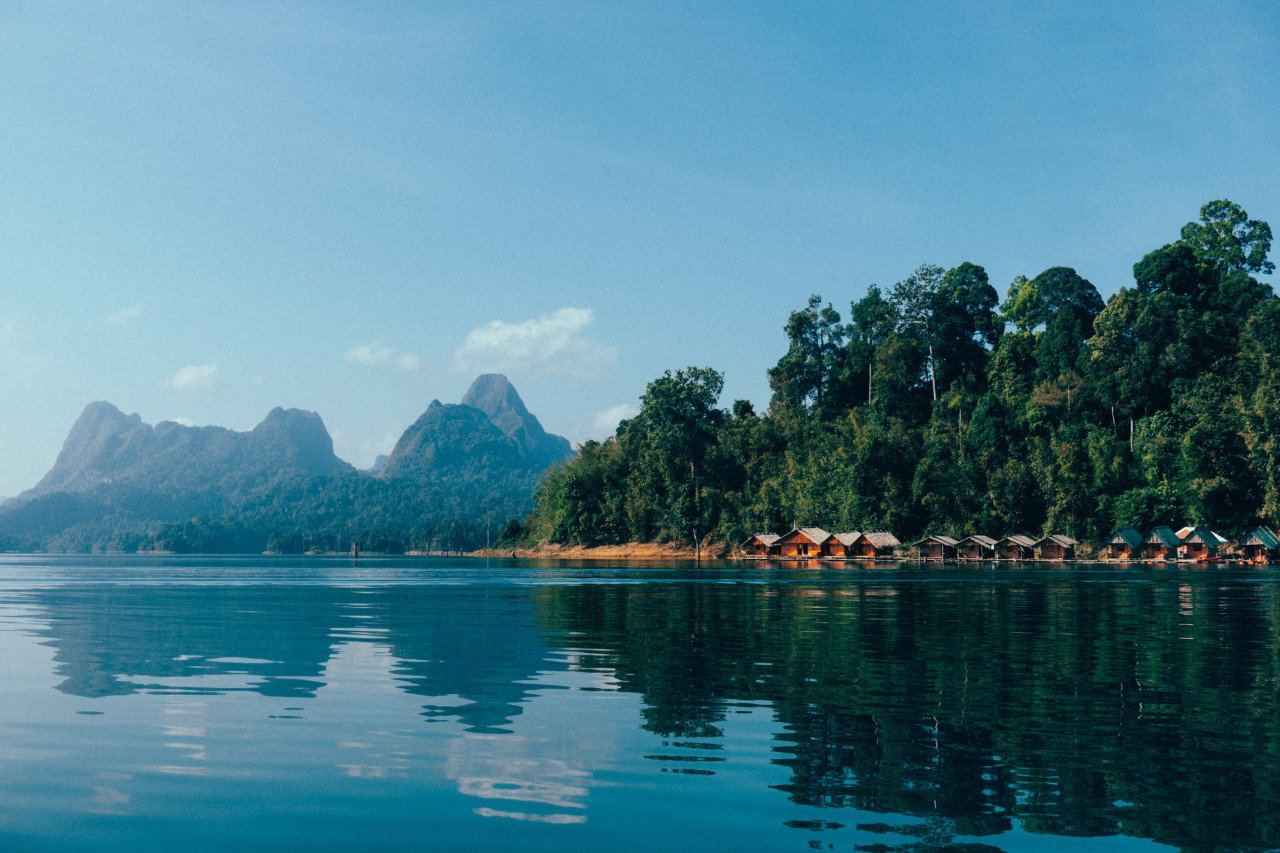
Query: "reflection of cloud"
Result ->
[[590, 404, 638, 437], [105, 305, 142, 326], [452, 307, 616, 378], [344, 340, 421, 372], [447, 733, 590, 818], [169, 363, 218, 390], [474, 808, 586, 824]]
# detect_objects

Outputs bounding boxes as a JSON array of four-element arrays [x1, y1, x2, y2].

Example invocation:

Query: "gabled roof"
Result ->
[[1242, 527, 1280, 549], [780, 527, 831, 544], [913, 534, 959, 547], [1146, 527, 1180, 548], [1109, 527, 1143, 549], [959, 534, 997, 548], [1180, 526, 1226, 546], [998, 534, 1037, 548], [1034, 534, 1076, 548], [859, 531, 900, 548], [742, 533, 780, 547], [832, 531, 861, 546]]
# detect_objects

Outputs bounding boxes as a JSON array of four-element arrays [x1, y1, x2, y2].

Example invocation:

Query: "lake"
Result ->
[[0, 555, 1275, 851]]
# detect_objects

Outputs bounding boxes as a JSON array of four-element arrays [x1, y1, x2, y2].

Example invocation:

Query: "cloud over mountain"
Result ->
[[452, 307, 615, 378], [344, 340, 420, 371], [169, 363, 218, 390]]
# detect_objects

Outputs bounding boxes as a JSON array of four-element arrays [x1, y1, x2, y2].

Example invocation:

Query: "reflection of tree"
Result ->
[[536, 579, 1280, 850]]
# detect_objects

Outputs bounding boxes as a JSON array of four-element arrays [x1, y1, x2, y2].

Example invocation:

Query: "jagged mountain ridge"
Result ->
[[0, 374, 574, 553], [25, 402, 351, 499], [381, 374, 573, 478]]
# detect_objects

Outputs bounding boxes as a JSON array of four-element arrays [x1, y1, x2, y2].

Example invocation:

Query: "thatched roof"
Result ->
[[859, 531, 900, 548], [959, 534, 997, 549]]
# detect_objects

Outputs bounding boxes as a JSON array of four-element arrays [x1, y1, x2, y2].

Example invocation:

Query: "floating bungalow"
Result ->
[[849, 531, 901, 559], [957, 535, 997, 560], [996, 534, 1036, 561], [1240, 527, 1280, 563], [1177, 527, 1226, 560], [1102, 527, 1143, 560], [776, 527, 832, 558], [913, 534, 959, 561], [1034, 535, 1076, 561], [822, 532, 860, 559], [1142, 527, 1180, 560], [741, 533, 781, 558]]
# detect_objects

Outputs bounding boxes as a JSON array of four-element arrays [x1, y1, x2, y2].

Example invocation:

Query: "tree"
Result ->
[[768, 295, 847, 416]]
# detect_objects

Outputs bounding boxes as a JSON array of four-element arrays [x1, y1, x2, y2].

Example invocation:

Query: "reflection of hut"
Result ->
[[741, 534, 780, 558], [824, 532, 860, 559], [777, 528, 832, 558], [1142, 527, 1179, 560], [996, 535, 1036, 561], [1102, 527, 1142, 560], [1178, 527, 1225, 560], [1240, 527, 1280, 563], [1034, 535, 1076, 561], [850, 532, 901, 559], [913, 535, 958, 561], [957, 535, 997, 560]]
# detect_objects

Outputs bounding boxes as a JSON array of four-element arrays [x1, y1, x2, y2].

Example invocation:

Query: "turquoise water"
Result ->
[[0, 555, 1276, 851]]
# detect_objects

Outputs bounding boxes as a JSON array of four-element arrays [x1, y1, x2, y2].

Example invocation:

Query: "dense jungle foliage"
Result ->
[[525, 200, 1278, 548]]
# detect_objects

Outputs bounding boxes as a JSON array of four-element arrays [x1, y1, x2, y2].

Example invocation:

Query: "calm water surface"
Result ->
[[0, 555, 1276, 851]]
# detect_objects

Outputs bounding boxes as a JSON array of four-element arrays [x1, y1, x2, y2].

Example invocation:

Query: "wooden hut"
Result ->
[[1102, 527, 1142, 560], [776, 527, 832, 558], [1240, 527, 1280, 563], [1142, 527, 1179, 560], [912, 534, 958, 561], [996, 535, 1036, 561], [850, 531, 901, 560], [1178, 527, 1225, 561], [957, 535, 997, 560], [741, 534, 780, 558], [824, 532, 861, 559], [1033, 534, 1076, 561]]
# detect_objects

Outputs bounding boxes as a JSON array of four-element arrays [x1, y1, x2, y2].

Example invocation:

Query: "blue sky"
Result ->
[[0, 1, 1276, 495]]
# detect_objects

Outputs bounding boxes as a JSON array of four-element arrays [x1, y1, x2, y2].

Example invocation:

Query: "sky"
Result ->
[[0, 1, 1277, 496]]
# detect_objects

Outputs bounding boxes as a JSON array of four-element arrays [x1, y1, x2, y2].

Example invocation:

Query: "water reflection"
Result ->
[[535, 579, 1280, 850], [4, 566, 1279, 849]]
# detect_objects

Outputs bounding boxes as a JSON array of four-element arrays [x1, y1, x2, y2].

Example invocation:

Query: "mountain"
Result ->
[[381, 375, 573, 479], [24, 402, 349, 500], [0, 376, 574, 553], [460, 374, 574, 466]]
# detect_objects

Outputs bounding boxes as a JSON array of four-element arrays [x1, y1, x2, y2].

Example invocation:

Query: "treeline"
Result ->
[[526, 200, 1278, 548], [0, 468, 539, 554]]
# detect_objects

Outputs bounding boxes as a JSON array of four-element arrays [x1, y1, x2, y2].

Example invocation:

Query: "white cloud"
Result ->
[[452, 307, 616, 378], [344, 340, 420, 372], [169, 363, 218, 390], [591, 403, 639, 437], [105, 305, 142, 326]]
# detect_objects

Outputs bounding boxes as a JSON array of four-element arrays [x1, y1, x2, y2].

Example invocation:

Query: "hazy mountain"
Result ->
[[23, 402, 349, 500], [0, 375, 573, 553], [381, 375, 573, 479], [460, 374, 573, 466]]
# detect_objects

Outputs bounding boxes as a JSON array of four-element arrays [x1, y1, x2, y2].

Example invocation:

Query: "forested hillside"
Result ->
[[527, 200, 1277, 549]]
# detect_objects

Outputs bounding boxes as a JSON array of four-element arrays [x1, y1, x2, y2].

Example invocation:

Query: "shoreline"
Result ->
[[468, 542, 728, 560]]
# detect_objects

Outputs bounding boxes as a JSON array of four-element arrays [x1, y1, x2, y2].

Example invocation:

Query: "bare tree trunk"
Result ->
[[929, 344, 937, 401]]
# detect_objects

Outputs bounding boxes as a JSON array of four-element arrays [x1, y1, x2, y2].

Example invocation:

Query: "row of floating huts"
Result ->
[[1100, 525, 1280, 563], [741, 525, 1280, 564], [740, 528, 1076, 561]]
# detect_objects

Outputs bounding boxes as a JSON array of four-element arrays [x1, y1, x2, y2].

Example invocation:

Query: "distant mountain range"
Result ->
[[0, 374, 573, 553]]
